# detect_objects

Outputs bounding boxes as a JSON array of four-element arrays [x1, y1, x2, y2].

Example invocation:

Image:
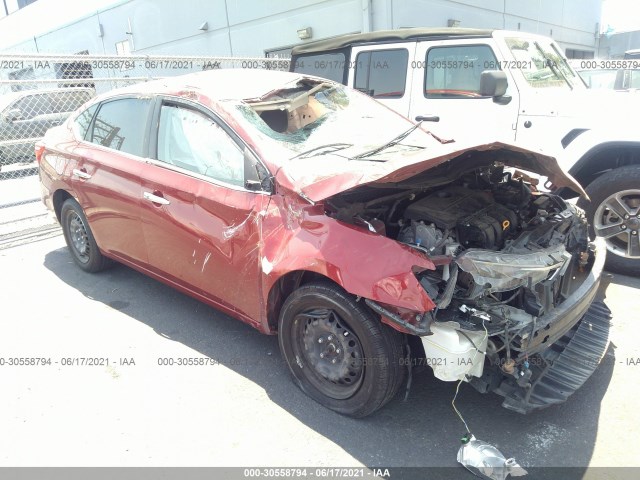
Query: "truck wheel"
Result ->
[[61, 198, 113, 273], [278, 282, 405, 417], [578, 165, 640, 276]]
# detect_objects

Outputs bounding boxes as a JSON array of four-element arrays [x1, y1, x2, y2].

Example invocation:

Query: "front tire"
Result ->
[[60, 198, 112, 273], [278, 282, 405, 417], [578, 165, 640, 276]]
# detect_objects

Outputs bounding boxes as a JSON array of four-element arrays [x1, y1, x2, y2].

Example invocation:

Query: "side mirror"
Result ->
[[479, 70, 508, 97], [3, 108, 23, 122]]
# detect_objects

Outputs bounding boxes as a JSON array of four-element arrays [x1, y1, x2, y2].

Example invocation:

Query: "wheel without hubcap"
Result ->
[[68, 210, 91, 264], [293, 308, 364, 399], [278, 282, 405, 417], [60, 198, 112, 273]]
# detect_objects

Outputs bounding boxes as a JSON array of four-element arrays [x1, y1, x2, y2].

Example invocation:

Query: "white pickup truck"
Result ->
[[290, 28, 640, 275]]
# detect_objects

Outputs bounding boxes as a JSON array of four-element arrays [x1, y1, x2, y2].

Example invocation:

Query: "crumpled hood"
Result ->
[[275, 140, 586, 202]]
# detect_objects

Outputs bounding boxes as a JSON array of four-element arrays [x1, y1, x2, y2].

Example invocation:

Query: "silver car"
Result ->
[[0, 87, 94, 169]]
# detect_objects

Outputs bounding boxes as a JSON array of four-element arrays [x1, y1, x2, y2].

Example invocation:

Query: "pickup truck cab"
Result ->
[[291, 28, 640, 275]]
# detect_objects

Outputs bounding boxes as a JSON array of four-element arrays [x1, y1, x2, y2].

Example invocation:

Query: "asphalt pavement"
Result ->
[[0, 200, 639, 472]]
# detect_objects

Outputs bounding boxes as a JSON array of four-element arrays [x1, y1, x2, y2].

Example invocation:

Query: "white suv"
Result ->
[[291, 28, 640, 275]]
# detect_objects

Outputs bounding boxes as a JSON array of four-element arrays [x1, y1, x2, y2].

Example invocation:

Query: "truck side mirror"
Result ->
[[480, 70, 508, 97], [480, 70, 511, 104]]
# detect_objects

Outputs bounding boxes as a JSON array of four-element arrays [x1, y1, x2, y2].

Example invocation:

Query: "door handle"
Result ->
[[143, 191, 170, 205], [415, 115, 440, 122], [72, 168, 91, 180]]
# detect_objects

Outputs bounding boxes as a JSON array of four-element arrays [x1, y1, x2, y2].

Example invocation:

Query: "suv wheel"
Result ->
[[579, 165, 640, 276]]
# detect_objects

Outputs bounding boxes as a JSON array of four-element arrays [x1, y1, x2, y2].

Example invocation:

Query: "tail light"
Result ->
[[35, 142, 45, 163]]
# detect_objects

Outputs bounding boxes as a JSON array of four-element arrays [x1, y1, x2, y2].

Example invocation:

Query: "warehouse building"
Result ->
[[0, 0, 602, 58]]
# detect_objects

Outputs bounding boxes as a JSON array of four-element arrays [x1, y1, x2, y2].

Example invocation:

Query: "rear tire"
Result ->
[[578, 165, 640, 276], [60, 198, 112, 273], [278, 282, 405, 417]]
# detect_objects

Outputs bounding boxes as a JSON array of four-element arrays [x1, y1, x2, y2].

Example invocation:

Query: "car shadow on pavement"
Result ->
[[607, 271, 640, 289], [44, 246, 615, 470]]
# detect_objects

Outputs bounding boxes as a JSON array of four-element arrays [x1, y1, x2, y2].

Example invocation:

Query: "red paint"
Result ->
[[38, 70, 579, 337]]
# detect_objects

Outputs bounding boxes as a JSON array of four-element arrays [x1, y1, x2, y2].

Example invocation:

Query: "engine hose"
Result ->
[[364, 299, 432, 336], [432, 228, 451, 252], [436, 262, 458, 309]]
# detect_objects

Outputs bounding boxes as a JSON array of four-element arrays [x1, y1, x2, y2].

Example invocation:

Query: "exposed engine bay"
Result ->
[[326, 161, 598, 402]]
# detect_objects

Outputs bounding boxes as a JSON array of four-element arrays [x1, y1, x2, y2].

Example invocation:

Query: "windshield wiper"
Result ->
[[351, 121, 423, 160], [550, 42, 579, 83], [290, 143, 353, 160], [534, 41, 573, 90]]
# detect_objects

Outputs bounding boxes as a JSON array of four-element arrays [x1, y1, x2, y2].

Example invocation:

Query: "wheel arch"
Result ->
[[569, 141, 640, 191], [265, 269, 343, 333], [52, 189, 75, 222]]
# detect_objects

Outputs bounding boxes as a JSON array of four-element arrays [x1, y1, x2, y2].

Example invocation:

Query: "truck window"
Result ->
[[354, 49, 408, 98], [425, 45, 498, 98], [291, 52, 346, 83]]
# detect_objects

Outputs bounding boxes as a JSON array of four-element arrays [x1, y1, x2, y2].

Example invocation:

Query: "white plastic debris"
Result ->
[[457, 433, 528, 480]]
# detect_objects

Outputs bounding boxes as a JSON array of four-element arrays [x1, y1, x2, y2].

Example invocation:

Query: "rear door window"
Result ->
[[89, 98, 151, 156], [354, 49, 408, 98]]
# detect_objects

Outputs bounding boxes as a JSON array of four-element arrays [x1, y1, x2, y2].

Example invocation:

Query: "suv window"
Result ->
[[629, 70, 640, 89], [292, 52, 346, 83], [90, 98, 150, 156], [156, 104, 244, 187], [425, 45, 498, 98], [354, 49, 408, 98]]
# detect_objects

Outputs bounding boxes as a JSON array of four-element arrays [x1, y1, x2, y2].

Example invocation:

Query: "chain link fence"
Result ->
[[0, 53, 289, 245]]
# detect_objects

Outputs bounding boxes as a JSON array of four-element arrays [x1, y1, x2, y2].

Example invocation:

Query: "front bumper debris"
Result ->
[[495, 301, 611, 414]]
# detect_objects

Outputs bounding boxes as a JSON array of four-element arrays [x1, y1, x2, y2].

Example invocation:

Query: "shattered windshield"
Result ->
[[505, 37, 584, 89], [227, 81, 435, 162]]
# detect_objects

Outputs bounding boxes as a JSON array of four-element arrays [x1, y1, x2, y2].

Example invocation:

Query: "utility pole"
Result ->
[[2, 0, 9, 16]]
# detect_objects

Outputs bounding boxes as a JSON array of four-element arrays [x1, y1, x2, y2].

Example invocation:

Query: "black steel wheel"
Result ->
[[278, 282, 405, 417], [60, 198, 112, 273]]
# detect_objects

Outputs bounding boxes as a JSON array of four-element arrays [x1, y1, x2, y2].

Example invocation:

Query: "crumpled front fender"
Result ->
[[259, 195, 436, 328]]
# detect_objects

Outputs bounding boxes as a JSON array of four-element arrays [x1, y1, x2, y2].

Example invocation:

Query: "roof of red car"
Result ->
[[105, 69, 307, 102]]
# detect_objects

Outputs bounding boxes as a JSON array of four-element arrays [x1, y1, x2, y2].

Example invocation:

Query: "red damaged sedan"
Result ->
[[38, 70, 610, 417]]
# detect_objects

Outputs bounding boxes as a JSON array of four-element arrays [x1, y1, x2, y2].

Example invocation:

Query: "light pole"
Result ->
[[2, 0, 9, 16]]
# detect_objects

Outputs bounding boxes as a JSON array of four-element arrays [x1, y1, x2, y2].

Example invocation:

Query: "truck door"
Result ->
[[409, 40, 520, 143], [347, 43, 416, 117]]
